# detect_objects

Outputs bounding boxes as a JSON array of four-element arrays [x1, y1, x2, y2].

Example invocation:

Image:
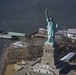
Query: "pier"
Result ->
[[0, 34, 12, 39], [0, 31, 26, 40]]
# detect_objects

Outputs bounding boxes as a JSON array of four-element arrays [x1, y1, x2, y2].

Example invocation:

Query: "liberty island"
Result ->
[[0, 8, 76, 75]]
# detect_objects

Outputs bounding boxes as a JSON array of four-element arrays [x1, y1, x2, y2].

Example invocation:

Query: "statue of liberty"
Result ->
[[45, 8, 58, 46]]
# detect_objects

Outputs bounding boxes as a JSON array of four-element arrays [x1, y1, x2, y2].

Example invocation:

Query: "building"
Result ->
[[7, 32, 26, 37], [67, 29, 76, 38], [12, 41, 30, 48], [60, 52, 76, 62], [30, 64, 54, 75], [34, 28, 47, 38]]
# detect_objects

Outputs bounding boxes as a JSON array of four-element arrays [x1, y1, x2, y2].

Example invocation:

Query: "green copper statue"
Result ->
[[45, 8, 58, 46]]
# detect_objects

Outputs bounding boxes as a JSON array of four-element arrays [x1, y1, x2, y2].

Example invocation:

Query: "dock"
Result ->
[[0, 31, 26, 39], [0, 34, 12, 39], [7, 32, 26, 37]]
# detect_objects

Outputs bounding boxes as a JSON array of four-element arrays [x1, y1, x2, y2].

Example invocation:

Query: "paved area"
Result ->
[[5, 64, 15, 75]]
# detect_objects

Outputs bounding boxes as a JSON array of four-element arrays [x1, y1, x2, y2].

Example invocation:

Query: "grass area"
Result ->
[[5, 64, 15, 75]]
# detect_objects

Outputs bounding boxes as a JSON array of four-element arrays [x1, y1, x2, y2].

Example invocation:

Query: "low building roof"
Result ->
[[68, 29, 76, 34], [12, 41, 29, 48], [8, 32, 25, 37], [60, 52, 75, 61]]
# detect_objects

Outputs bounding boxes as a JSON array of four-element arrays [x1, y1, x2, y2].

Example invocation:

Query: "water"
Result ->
[[0, 39, 12, 56], [0, 0, 76, 55]]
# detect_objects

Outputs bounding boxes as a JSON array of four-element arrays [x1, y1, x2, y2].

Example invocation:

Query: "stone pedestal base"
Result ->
[[41, 44, 55, 68], [45, 41, 54, 47], [41, 43, 60, 74]]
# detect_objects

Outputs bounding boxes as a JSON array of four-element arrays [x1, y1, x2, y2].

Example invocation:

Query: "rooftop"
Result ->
[[12, 41, 30, 48], [60, 52, 76, 61], [8, 32, 25, 37]]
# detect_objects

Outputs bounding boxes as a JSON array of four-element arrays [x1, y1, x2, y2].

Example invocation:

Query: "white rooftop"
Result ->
[[12, 41, 29, 48], [60, 52, 75, 61], [68, 29, 76, 34], [30, 63, 54, 75], [39, 28, 46, 31]]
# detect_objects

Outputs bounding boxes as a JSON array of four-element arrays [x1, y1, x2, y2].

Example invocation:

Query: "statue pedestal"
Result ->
[[41, 44, 60, 74], [41, 44, 55, 68], [45, 41, 54, 47]]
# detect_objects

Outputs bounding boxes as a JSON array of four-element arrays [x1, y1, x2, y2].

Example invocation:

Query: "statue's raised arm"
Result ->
[[45, 8, 50, 21]]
